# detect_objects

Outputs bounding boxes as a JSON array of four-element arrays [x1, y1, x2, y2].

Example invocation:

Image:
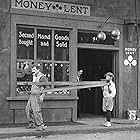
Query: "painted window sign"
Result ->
[[16, 26, 70, 96], [37, 29, 52, 60], [78, 32, 114, 45], [54, 30, 69, 61], [11, 0, 90, 16], [17, 27, 34, 59]]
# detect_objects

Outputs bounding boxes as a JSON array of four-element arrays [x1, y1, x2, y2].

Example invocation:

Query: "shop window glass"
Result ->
[[37, 62, 52, 82], [53, 85, 70, 96], [16, 26, 70, 96], [54, 30, 69, 61], [16, 60, 33, 96], [78, 31, 114, 45], [54, 63, 69, 81], [16, 62, 52, 96], [17, 27, 34, 59], [37, 29, 52, 60], [16, 85, 32, 96], [17, 61, 33, 82]]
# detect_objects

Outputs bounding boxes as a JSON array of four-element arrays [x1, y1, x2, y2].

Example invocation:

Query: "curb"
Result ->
[[0, 123, 140, 139]]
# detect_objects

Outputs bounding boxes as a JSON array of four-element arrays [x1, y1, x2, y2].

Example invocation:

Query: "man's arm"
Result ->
[[39, 75, 49, 102]]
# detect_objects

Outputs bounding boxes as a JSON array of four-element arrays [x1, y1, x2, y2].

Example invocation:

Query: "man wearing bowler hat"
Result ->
[[102, 72, 116, 127], [25, 65, 49, 131]]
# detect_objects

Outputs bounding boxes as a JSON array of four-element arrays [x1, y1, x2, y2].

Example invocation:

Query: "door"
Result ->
[[78, 48, 115, 117]]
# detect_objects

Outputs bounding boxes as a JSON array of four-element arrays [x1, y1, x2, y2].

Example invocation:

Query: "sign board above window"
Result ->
[[11, 0, 90, 16]]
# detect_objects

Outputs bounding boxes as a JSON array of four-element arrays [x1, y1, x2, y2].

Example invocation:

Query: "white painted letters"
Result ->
[[11, 0, 90, 16]]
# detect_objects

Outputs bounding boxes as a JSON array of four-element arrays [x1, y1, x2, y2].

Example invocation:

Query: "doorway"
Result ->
[[78, 48, 115, 117]]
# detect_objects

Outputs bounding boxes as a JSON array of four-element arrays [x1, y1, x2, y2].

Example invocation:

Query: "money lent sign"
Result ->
[[11, 0, 90, 16]]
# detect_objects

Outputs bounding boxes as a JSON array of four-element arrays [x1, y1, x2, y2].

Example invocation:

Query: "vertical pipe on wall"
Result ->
[[134, 0, 140, 109]]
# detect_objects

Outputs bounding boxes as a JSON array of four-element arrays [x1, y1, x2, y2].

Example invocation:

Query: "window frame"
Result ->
[[12, 25, 71, 97]]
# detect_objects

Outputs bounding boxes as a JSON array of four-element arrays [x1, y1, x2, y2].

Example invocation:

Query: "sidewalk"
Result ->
[[0, 116, 140, 139]]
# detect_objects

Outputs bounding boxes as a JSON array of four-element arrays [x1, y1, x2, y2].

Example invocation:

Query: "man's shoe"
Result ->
[[104, 121, 111, 127], [36, 125, 47, 131]]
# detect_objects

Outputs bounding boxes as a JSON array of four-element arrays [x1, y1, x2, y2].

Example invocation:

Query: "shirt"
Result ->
[[103, 80, 116, 98], [31, 72, 48, 94]]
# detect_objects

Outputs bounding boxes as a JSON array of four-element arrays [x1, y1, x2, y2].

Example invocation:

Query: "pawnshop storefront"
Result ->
[[7, 0, 123, 123]]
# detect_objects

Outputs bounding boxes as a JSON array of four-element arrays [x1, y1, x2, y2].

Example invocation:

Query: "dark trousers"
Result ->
[[105, 110, 111, 122], [77, 90, 81, 117]]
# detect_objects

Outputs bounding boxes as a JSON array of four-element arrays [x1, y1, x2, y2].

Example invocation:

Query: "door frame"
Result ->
[[77, 45, 119, 118]]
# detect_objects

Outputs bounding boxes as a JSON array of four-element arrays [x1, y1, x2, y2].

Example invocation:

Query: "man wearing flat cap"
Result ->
[[102, 72, 116, 127]]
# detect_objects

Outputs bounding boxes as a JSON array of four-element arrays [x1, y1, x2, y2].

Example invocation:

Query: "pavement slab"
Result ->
[[0, 117, 140, 139]]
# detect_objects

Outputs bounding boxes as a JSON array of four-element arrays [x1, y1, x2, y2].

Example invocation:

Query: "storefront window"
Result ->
[[54, 63, 69, 81], [17, 61, 33, 82], [17, 27, 34, 59], [40, 62, 52, 82], [78, 31, 114, 45], [37, 29, 52, 60], [54, 30, 69, 61], [16, 26, 70, 96], [16, 85, 32, 96], [54, 85, 70, 95]]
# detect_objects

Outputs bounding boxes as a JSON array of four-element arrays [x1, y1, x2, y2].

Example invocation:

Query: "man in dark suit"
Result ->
[[77, 70, 83, 118]]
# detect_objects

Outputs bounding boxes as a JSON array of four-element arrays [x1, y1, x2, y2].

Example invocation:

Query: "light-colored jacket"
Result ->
[[31, 72, 47, 94]]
